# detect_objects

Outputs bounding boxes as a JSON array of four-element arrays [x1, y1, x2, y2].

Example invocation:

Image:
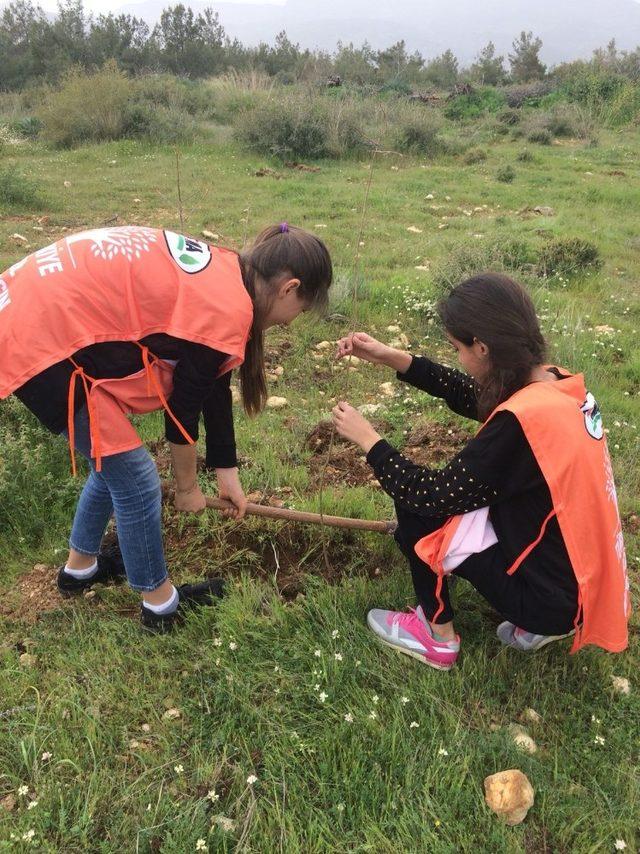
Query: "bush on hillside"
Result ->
[[496, 164, 515, 183], [0, 168, 45, 209], [235, 98, 330, 158], [504, 81, 553, 108], [431, 239, 537, 294], [444, 86, 505, 120], [463, 147, 487, 165], [395, 115, 445, 156], [537, 238, 602, 277]]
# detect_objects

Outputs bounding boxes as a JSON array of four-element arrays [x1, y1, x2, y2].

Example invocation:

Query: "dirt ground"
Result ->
[[2, 416, 470, 624]]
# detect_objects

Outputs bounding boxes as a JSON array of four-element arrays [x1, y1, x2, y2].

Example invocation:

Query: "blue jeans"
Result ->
[[64, 407, 168, 592]]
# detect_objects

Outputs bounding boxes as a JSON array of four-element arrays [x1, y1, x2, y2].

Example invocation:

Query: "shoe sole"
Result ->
[[367, 615, 455, 671], [497, 622, 575, 651]]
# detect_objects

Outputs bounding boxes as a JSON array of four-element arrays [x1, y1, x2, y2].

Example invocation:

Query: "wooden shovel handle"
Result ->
[[204, 495, 395, 534]]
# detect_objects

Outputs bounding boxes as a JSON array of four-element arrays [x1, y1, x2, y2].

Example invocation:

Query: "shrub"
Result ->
[[235, 98, 330, 159], [39, 62, 132, 147], [527, 127, 552, 145], [516, 149, 535, 162], [0, 168, 45, 209], [497, 108, 520, 126], [395, 115, 445, 156], [504, 81, 553, 108], [496, 164, 515, 183], [463, 147, 487, 165], [444, 86, 506, 120], [537, 238, 602, 277], [10, 116, 42, 139], [431, 238, 536, 294]]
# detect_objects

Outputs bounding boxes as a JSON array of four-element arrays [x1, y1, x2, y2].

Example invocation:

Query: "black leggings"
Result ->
[[394, 504, 578, 636]]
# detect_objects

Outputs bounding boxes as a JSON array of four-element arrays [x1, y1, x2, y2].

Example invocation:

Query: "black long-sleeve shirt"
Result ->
[[367, 356, 578, 601], [14, 334, 237, 468]]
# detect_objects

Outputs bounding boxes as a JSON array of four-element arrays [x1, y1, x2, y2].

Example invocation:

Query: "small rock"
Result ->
[[611, 675, 630, 695], [63, 180, 71, 187], [345, 355, 361, 365], [202, 230, 219, 240], [273, 366, 284, 376], [268, 496, 285, 508], [33, 564, 48, 572], [0, 794, 16, 812], [508, 724, 537, 754], [521, 708, 542, 725], [141, 723, 151, 733], [11, 233, 28, 244], [415, 265, 430, 271], [594, 325, 615, 334], [533, 206, 555, 216], [484, 769, 534, 826], [425, 193, 434, 199], [19, 653, 37, 667], [379, 382, 395, 397], [315, 340, 332, 350], [386, 325, 401, 333], [83, 590, 96, 600], [133, 198, 142, 203], [162, 708, 181, 721], [266, 396, 288, 409], [407, 226, 423, 234]]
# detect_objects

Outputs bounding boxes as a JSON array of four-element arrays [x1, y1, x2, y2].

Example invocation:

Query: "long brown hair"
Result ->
[[438, 273, 547, 420], [239, 224, 333, 415]]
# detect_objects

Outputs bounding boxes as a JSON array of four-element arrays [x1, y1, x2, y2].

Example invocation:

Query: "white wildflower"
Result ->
[[22, 830, 36, 843], [319, 692, 328, 703], [174, 764, 184, 774], [41, 752, 52, 762], [614, 840, 627, 851], [594, 735, 605, 746], [246, 774, 258, 785], [410, 721, 419, 729], [438, 748, 449, 756], [17, 785, 29, 797], [207, 789, 219, 803], [368, 710, 377, 720], [213, 638, 222, 647], [229, 641, 237, 651], [372, 695, 379, 704], [344, 713, 354, 723], [334, 652, 343, 661], [196, 840, 208, 852], [401, 696, 409, 704], [331, 630, 340, 639], [314, 649, 322, 657]]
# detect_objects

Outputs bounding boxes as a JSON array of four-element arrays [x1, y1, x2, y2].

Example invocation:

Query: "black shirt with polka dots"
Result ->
[[366, 355, 577, 599]]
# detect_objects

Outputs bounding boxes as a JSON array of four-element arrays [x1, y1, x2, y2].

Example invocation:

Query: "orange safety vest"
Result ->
[[415, 372, 630, 654], [0, 226, 253, 471]]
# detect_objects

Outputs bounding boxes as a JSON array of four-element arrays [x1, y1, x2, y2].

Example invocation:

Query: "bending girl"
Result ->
[[1, 223, 332, 632]]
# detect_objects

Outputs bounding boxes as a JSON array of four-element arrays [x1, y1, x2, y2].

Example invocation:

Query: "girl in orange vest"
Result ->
[[333, 273, 629, 669], [2, 223, 332, 632]]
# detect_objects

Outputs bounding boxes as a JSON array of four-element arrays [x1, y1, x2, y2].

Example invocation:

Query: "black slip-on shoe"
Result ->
[[56, 541, 127, 598], [140, 578, 225, 634]]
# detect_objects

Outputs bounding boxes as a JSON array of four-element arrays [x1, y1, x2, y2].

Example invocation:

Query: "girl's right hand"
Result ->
[[336, 332, 388, 365]]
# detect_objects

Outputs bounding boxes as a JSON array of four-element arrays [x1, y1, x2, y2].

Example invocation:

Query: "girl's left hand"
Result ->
[[331, 401, 382, 453]]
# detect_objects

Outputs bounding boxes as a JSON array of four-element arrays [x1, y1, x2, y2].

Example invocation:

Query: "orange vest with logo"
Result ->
[[415, 373, 630, 654], [0, 226, 253, 470]]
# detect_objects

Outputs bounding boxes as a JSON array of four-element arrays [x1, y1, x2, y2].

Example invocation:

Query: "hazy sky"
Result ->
[[38, 0, 285, 10]]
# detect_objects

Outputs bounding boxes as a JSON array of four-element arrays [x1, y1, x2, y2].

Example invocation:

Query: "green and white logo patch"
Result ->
[[164, 230, 212, 274]]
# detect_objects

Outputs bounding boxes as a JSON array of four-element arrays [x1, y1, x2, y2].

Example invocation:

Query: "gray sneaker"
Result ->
[[497, 621, 575, 651]]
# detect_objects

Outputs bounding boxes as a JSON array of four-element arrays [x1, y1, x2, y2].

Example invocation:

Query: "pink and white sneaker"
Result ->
[[367, 605, 460, 670]]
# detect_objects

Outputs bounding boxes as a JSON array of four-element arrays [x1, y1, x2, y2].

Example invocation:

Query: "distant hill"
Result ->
[[111, 0, 640, 65]]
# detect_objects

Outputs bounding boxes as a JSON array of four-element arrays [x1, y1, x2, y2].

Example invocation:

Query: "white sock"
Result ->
[[143, 585, 179, 615], [64, 560, 98, 579]]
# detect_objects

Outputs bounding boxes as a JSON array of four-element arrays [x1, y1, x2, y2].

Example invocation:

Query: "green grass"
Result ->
[[0, 120, 638, 852]]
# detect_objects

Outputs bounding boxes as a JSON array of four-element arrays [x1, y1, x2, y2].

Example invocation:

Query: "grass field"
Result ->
[[0, 121, 639, 852]]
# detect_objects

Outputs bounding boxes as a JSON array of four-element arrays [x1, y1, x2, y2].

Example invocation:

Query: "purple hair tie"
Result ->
[[279, 222, 289, 233]]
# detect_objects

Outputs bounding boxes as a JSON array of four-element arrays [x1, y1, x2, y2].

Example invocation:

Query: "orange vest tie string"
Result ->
[[138, 344, 195, 446]]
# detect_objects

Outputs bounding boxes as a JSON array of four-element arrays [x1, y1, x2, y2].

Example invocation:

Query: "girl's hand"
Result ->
[[336, 332, 389, 365], [216, 467, 248, 520], [332, 401, 382, 453], [174, 483, 207, 514]]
